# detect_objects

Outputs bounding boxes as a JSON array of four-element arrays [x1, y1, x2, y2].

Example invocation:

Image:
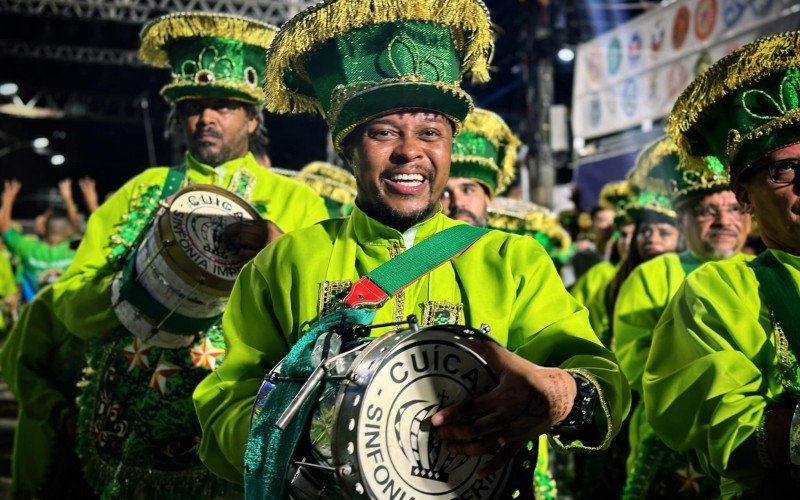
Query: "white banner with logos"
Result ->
[[572, 0, 800, 140]]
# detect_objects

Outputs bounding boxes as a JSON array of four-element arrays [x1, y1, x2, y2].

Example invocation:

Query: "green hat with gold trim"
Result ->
[[139, 12, 278, 104], [273, 161, 357, 218], [625, 137, 679, 223], [487, 197, 572, 255], [597, 180, 632, 226], [668, 31, 800, 185], [666, 154, 729, 208], [264, 0, 494, 154], [451, 108, 521, 197]]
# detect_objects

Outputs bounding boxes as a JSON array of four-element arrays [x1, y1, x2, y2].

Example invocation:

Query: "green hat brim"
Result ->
[[450, 156, 499, 198], [161, 81, 263, 104], [332, 81, 471, 153], [627, 206, 676, 224]]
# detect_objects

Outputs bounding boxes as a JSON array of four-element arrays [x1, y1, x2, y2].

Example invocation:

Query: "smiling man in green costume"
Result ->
[[193, 0, 629, 494], [644, 31, 800, 497], [614, 149, 752, 499], [47, 12, 327, 498]]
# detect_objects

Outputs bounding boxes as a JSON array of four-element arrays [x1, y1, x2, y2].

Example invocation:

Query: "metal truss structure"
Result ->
[[0, 0, 316, 25], [0, 40, 141, 66], [0, 88, 149, 123]]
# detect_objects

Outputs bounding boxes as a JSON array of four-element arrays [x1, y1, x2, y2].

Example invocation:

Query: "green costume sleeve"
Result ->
[[2, 229, 37, 259], [0, 287, 73, 494], [502, 239, 629, 453], [613, 259, 674, 394], [570, 262, 616, 346], [51, 172, 154, 338], [643, 263, 770, 490]]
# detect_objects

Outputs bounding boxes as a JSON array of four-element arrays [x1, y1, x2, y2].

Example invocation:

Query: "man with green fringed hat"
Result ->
[[41, 12, 327, 498], [571, 180, 634, 348], [644, 31, 800, 496], [441, 107, 520, 226], [193, 0, 629, 497], [613, 149, 752, 499]]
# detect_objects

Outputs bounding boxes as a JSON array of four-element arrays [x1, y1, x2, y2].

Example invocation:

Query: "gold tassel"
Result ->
[[627, 137, 679, 194], [667, 31, 800, 142], [597, 181, 630, 211], [140, 12, 278, 67], [463, 108, 521, 193], [264, 0, 494, 114]]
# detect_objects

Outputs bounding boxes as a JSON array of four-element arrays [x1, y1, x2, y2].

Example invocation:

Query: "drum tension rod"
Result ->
[[135, 240, 172, 284], [290, 460, 336, 474], [151, 278, 204, 333], [275, 340, 370, 431]]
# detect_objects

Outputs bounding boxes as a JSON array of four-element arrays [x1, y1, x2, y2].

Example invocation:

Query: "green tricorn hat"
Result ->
[[597, 180, 632, 226], [274, 161, 357, 218], [668, 31, 800, 185], [487, 197, 572, 256], [139, 12, 278, 104], [264, 0, 494, 154], [625, 137, 679, 223], [451, 108, 521, 198]]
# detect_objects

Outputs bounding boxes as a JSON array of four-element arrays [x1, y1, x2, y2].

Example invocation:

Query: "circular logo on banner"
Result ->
[[667, 61, 690, 99], [672, 6, 691, 50], [621, 78, 638, 117], [587, 46, 604, 82], [694, 0, 718, 41], [628, 32, 643, 66], [589, 94, 602, 127], [608, 37, 623, 76], [722, 0, 746, 28], [751, 0, 773, 17], [650, 18, 666, 60]]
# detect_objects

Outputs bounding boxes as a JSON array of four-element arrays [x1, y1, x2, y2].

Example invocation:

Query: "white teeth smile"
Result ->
[[389, 173, 425, 185]]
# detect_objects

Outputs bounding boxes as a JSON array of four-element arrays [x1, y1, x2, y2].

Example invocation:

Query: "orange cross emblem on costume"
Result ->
[[149, 358, 182, 396], [122, 338, 153, 371], [675, 462, 705, 494], [190, 337, 225, 371]]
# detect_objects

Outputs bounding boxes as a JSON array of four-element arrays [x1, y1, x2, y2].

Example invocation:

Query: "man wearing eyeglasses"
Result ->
[[612, 153, 752, 497], [643, 32, 800, 496]]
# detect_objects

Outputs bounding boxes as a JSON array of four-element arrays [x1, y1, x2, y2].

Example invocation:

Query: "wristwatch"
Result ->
[[554, 372, 598, 432]]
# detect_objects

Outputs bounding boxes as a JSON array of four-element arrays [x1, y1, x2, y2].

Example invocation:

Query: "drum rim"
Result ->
[[330, 325, 516, 499], [157, 183, 262, 292]]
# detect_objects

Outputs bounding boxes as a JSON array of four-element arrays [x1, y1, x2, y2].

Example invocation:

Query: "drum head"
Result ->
[[332, 326, 534, 499]]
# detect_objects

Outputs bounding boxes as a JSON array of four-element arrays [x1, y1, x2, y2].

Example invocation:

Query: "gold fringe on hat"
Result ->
[[667, 31, 800, 148], [464, 108, 521, 194], [597, 181, 629, 211], [487, 198, 571, 252], [273, 163, 357, 206], [627, 137, 679, 193], [264, 0, 494, 114], [139, 12, 278, 67]]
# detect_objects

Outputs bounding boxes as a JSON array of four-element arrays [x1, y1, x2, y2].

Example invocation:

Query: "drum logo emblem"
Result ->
[[350, 340, 509, 498]]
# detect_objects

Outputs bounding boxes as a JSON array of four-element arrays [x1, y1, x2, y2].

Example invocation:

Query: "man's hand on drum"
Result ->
[[223, 220, 284, 260], [431, 339, 577, 479]]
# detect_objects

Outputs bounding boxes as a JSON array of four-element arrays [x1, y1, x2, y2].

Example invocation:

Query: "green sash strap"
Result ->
[[244, 224, 492, 498], [751, 250, 800, 354], [244, 308, 376, 500], [343, 224, 491, 308]]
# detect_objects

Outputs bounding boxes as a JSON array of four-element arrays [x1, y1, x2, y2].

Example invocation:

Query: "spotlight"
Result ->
[[557, 48, 575, 63], [50, 154, 65, 166], [0, 82, 18, 96], [32, 137, 50, 149]]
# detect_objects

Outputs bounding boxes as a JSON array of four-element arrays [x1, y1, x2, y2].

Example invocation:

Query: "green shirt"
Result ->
[[643, 249, 800, 497], [52, 152, 329, 338], [193, 205, 630, 484], [571, 261, 618, 346], [0, 286, 85, 496], [2, 228, 74, 297]]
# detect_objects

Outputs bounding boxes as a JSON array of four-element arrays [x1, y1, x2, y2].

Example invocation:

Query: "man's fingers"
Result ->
[[436, 411, 503, 442], [431, 396, 483, 427], [445, 433, 505, 457], [468, 337, 511, 371], [476, 441, 525, 479]]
